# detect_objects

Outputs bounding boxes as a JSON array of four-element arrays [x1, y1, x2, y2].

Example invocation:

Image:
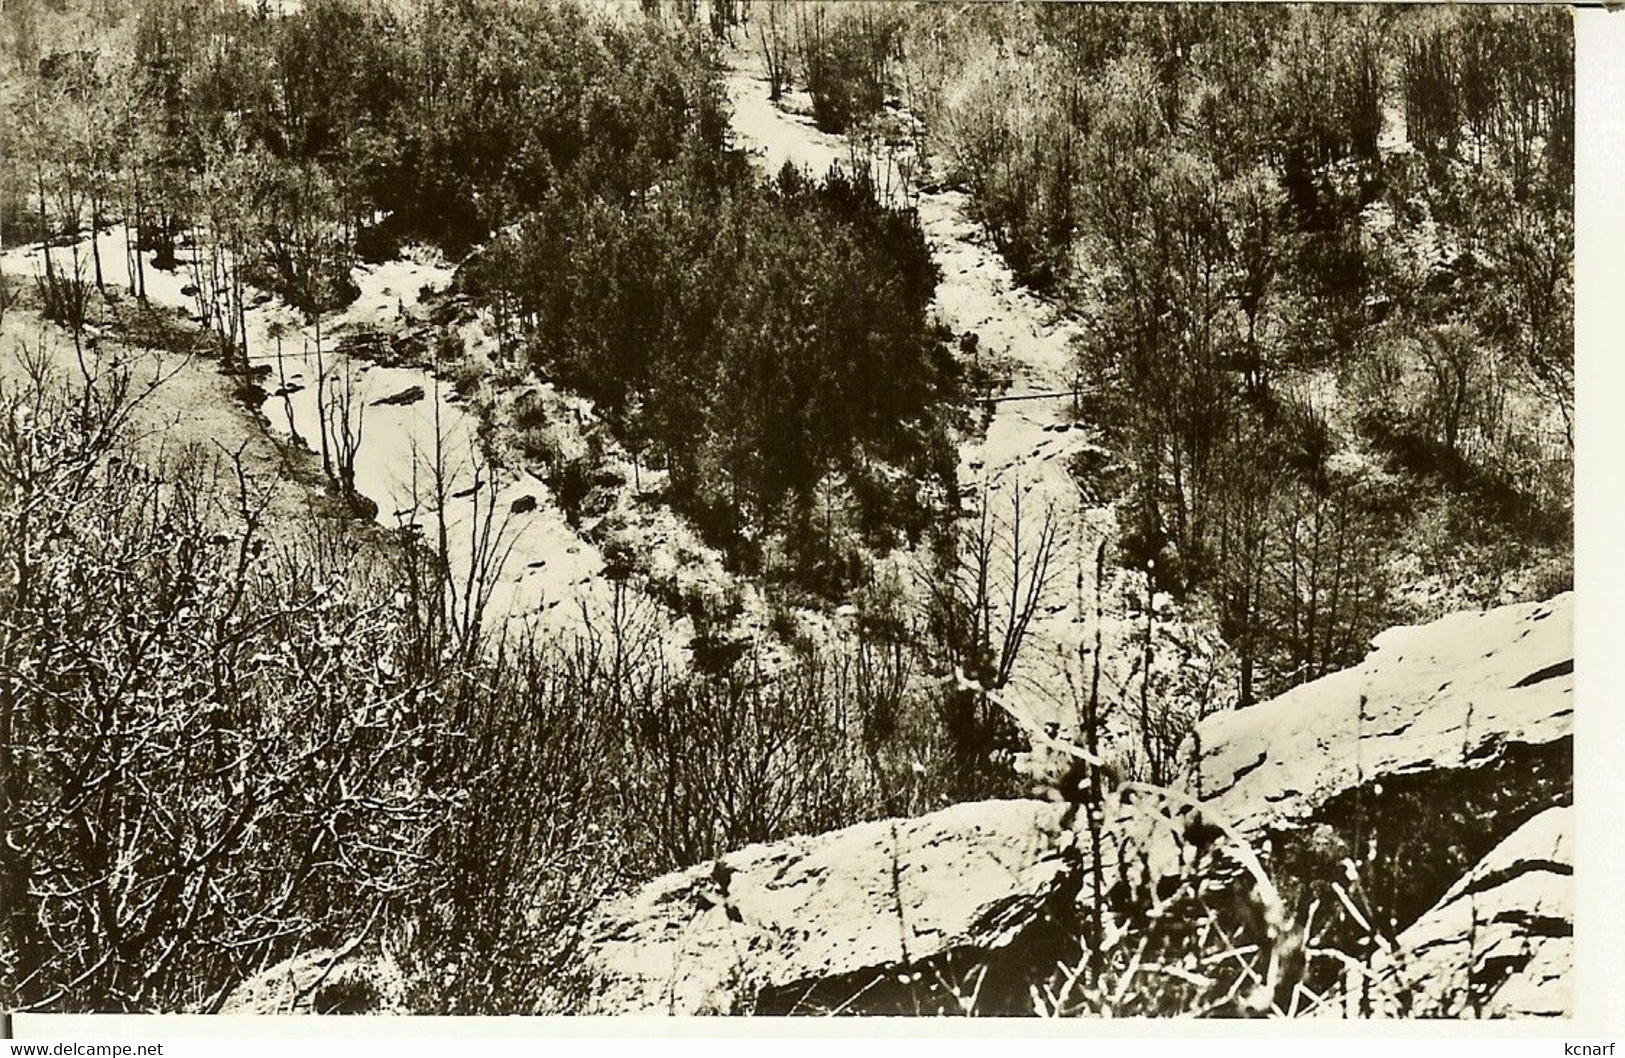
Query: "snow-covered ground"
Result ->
[[723, 39, 1228, 746], [1, 29, 1229, 728], [1, 230, 689, 653]]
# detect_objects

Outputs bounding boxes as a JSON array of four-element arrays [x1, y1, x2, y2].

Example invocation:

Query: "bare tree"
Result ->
[[1417, 321, 1486, 458], [396, 380, 516, 666], [760, 1, 791, 102], [923, 483, 1057, 789]]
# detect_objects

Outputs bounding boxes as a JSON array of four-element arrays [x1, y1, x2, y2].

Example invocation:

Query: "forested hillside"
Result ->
[[2, 0, 964, 591], [775, 1, 1572, 704]]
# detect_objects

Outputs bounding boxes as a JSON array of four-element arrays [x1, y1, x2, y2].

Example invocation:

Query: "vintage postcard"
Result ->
[[0, 0, 1606, 1040]]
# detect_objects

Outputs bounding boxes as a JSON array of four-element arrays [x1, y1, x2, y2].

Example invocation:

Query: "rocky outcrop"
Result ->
[[1321, 806, 1573, 1018], [218, 947, 406, 1015], [1192, 594, 1571, 836], [1190, 593, 1572, 937], [581, 594, 1573, 1016], [586, 800, 1076, 1014]]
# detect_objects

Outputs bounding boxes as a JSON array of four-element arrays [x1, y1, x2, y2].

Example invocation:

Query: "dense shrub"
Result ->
[[798, 5, 900, 134], [886, 3, 1571, 701], [0, 357, 456, 1011], [468, 159, 959, 597], [0, 352, 976, 1013]]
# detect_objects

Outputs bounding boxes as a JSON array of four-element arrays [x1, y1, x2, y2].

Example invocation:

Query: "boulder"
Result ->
[[585, 799, 1075, 1014], [1185, 593, 1572, 939], [1323, 805, 1573, 1018], [218, 947, 406, 1015], [1191, 593, 1571, 836], [371, 384, 425, 408]]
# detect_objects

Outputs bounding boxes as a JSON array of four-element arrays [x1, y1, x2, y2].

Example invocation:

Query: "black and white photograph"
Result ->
[[0, 0, 1580, 1025]]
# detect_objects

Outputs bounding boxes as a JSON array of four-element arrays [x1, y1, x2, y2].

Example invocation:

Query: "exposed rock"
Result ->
[[219, 947, 406, 1015], [582, 595, 1573, 1016], [371, 384, 425, 408], [1185, 593, 1572, 941], [585, 800, 1075, 1014], [1190, 593, 1571, 836], [1322, 806, 1573, 1018]]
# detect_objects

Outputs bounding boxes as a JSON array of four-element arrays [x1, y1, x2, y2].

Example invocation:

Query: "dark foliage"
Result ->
[[469, 158, 957, 593], [901, 3, 1571, 702]]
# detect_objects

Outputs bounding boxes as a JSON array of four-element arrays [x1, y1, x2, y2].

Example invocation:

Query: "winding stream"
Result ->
[[2, 229, 687, 653], [722, 35, 1221, 738], [2, 26, 1221, 733]]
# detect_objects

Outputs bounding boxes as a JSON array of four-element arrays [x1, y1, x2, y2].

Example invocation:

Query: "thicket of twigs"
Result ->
[[0, 336, 1068, 1012], [767, 1, 1572, 705]]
